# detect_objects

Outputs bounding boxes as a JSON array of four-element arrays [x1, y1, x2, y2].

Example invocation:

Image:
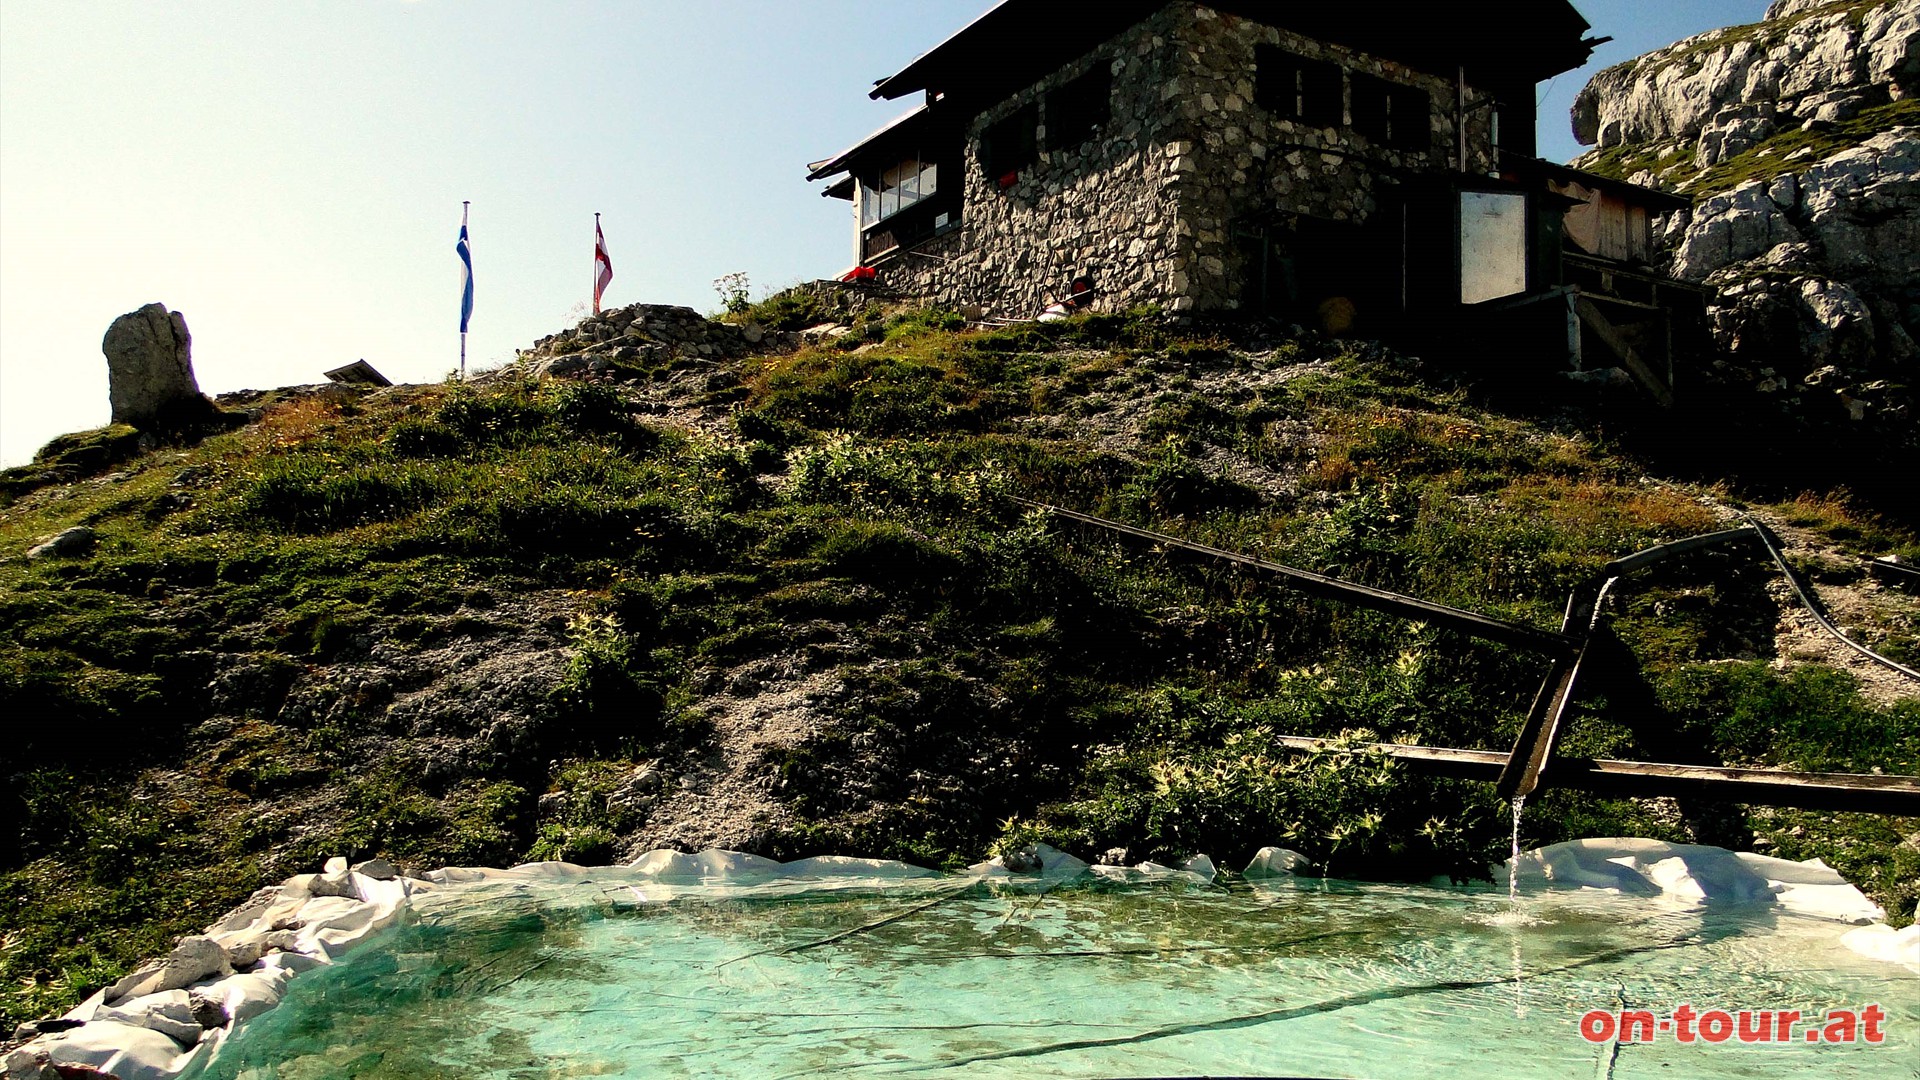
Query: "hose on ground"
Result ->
[[1735, 510, 1920, 683]]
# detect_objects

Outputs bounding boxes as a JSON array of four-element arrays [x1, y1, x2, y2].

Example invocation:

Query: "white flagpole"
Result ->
[[594, 212, 602, 316], [460, 201, 471, 381]]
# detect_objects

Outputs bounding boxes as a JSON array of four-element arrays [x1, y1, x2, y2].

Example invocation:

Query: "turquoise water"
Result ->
[[201, 873, 1917, 1079]]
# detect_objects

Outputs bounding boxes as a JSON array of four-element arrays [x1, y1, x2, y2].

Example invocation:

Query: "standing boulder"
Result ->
[[104, 303, 213, 427]]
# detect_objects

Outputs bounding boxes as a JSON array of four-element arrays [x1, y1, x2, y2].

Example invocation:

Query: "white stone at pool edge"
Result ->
[[1841, 923, 1920, 969]]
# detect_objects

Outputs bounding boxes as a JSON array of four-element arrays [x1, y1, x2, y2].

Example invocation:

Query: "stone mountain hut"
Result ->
[[806, 0, 1704, 401]]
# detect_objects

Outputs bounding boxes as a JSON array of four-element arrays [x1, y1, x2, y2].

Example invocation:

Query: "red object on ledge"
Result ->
[[839, 266, 878, 283]]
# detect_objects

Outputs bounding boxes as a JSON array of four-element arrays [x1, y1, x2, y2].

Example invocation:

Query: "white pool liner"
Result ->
[[1508, 838, 1888, 923]]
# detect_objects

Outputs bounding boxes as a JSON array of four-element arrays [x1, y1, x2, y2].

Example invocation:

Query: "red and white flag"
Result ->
[[593, 214, 614, 314]]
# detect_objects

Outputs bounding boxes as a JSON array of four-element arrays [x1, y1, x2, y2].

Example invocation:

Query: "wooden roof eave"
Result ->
[[806, 104, 934, 182], [870, 0, 1164, 101]]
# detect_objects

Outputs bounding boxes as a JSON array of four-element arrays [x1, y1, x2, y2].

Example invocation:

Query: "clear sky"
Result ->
[[0, 0, 1771, 466]]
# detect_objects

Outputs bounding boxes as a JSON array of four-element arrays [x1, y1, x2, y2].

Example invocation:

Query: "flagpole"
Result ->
[[593, 212, 602, 316], [460, 201, 471, 381]]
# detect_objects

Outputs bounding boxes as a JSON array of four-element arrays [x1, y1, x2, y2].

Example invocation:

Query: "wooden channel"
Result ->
[[1017, 499, 1579, 658]]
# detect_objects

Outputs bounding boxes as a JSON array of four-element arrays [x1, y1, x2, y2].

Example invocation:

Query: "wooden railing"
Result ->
[[1021, 500, 1920, 815]]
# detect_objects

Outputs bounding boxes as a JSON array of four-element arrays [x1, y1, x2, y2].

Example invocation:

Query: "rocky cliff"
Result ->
[[1572, 0, 1919, 437]]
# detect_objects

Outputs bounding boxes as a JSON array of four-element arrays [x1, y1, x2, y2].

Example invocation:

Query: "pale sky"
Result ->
[[0, 0, 1769, 466]]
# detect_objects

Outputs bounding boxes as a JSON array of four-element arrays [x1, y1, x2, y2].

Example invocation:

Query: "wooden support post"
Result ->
[[1498, 527, 1763, 803], [1497, 653, 1582, 802], [1566, 289, 1583, 371], [1577, 296, 1674, 406]]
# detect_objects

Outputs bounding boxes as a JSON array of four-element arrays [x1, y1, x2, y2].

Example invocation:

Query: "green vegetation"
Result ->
[[2, 309, 1915, 1035], [1686, 99, 1920, 197]]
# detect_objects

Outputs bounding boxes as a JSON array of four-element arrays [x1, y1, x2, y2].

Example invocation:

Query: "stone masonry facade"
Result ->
[[870, 2, 1499, 319], [879, 5, 1190, 319]]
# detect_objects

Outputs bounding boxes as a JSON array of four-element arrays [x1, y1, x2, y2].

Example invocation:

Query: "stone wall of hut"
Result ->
[[873, 5, 1190, 319]]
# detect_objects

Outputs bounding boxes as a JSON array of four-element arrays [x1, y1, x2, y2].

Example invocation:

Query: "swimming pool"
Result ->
[[193, 851, 1916, 1080]]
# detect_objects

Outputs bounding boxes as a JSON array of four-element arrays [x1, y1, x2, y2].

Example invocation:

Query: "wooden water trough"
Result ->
[[1019, 500, 1920, 816]]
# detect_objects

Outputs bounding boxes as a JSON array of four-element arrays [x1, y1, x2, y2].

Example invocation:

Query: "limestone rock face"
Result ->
[[104, 303, 207, 426], [1573, 1, 1918, 153], [1573, 1, 1918, 441]]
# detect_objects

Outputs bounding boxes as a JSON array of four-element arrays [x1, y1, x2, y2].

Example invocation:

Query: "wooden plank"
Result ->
[[1276, 736, 1920, 815], [1018, 500, 1579, 658], [1578, 292, 1665, 313], [1500, 528, 1768, 802], [1277, 737, 1507, 781], [1548, 758, 1920, 816], [1562, 252, 1712, 293]]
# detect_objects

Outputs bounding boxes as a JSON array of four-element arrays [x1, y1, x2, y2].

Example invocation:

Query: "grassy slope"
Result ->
[[2, 309, 1917, 1034]]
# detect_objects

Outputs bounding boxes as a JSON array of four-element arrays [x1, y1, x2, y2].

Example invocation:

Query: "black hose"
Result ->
[[1736, 510, 1920, 683]]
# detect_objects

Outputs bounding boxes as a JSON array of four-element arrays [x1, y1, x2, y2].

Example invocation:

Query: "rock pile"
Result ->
[[1571, 0, 1919, 437], [769, 279, 899, 325], [518, 304, 777, 380], [25, 527, 96, 560]]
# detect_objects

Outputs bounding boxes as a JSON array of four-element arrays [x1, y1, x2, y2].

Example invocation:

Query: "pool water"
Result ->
[[200, 872, 1917, 1079]]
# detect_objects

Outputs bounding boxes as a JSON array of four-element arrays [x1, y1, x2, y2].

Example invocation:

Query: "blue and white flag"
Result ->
[[457, 204, 474, 334]]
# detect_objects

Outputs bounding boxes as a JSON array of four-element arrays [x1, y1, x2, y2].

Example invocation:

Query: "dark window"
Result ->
[[1047, 67, 1112, 151], [981, 102, 1039, 186], [1389, 85, 1432, 151], [1351, 74, 1390, 143], [1254, 46, 1294, 115], [1349, 74, 1431, 152], [861, 158, 940, 228], [1257, 46, 1342, 129], [1300, 57, 1344, 128]]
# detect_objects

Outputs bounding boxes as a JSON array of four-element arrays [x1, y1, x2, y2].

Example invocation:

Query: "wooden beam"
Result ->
[[1278, 736, 1507, 780], [1577, 296, 1674, 407], [1549, 757, 1920, 815], [1276, 737, 1920, 815]]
